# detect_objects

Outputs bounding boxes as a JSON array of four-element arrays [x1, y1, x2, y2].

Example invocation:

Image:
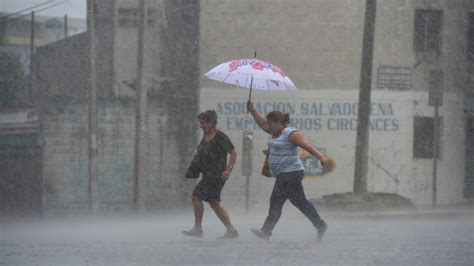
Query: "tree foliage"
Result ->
[[0, 50, 25, 107]]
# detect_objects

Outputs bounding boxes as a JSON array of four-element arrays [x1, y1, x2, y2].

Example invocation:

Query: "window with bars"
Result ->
[[468, 12, 474, 63], [118, 8, 138, 27], [414, 9, 443, 55], [413, 116, 443, 159], [117, 8, 157, 27]]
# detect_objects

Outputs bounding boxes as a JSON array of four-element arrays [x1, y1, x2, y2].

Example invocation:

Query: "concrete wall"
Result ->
[[200, 88, 465, 207], [41, 99, 196, 214], [112, 0, 159, 97], [35, 2, 114, 99], [35, 33, 89, 99], [200, 0, 472, 94], [36, 0, 201, 213], [198, 0, 473, 207], [34, 0, 473, 213], [200, 0, 366, 91]]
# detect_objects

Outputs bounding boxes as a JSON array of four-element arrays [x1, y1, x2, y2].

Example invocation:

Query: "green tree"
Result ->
[[0, 51, 25, 107]]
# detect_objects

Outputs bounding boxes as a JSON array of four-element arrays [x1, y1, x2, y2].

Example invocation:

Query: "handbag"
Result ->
[[185, 156, 201, 179], [261, 149, 272, 177]]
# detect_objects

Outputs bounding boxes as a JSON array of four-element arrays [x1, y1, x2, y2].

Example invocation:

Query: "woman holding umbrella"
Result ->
[[246, 101, 335, 241]]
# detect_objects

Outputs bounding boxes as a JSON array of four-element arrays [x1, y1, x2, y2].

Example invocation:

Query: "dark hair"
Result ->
[[198, 110, 218, 125], [266, 111, 290, 126]]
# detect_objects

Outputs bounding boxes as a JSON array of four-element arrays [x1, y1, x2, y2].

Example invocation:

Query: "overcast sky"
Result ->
[[1, 0, 86, 19]]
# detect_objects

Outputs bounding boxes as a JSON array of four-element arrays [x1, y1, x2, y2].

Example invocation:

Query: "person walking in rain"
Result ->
[[246, 101, 335, 241], [182, 110, 239, 239]]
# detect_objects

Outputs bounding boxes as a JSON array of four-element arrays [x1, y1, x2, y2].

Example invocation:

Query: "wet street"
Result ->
[[1, 209, 473, 265]]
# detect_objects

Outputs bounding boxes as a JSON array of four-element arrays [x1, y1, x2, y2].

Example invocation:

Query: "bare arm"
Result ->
[[289, 131, 335, 168], [246, 101, 271, 134], [222, 149, 237, 180]]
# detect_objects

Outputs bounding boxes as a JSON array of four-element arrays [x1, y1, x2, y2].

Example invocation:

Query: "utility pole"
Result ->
[[242, 50, 257, 212], [429, 69, 443, 207], [87, 0, 98, 214], [242, 130, 253, 212], [353, 0, 376, 194], [433, 102, 439, 207], [29, 11, 35, 100], [133, 0, 147, 212], [64, 14, 68, 38]]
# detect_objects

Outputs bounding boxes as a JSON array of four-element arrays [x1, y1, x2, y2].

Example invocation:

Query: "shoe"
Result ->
[[218, 230, 239, 239], [317, 221, 328, 240], [182, 228, 203, 238], [250, 228, 270, 241]]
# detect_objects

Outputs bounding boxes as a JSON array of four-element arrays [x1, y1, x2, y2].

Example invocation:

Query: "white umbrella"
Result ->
[[204, 57, 297, 101]]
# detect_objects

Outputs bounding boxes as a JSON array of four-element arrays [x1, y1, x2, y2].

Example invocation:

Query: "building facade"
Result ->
[[199, 0, 474, 207], [27, 0, 474, 215], [34, 0, 200, 214]]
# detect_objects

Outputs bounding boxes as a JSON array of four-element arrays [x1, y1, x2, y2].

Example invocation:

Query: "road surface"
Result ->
[[1, 209, 473, 265]]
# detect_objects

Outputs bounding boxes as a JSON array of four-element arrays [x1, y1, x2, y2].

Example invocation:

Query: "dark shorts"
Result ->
[[192, 174, 226, 202]]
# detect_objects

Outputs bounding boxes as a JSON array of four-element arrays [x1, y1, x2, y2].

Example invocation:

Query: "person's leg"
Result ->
[[209, 199, 236, 231], [260, 176, 289, 235], [287, 171, 327, 239], [183, 195, 205, 237], [209, 199, 238, 236], [192, 195, 204, 230]]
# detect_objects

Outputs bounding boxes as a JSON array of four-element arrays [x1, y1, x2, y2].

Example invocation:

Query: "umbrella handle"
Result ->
[[248, 50, 257, 104], [248, 77, 253, 103]]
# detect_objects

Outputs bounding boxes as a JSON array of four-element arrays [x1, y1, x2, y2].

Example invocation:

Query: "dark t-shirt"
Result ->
[[196, 130, 234, 177]]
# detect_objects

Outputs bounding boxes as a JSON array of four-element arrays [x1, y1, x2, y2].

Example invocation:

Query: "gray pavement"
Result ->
[[1, 207, 473, 265]]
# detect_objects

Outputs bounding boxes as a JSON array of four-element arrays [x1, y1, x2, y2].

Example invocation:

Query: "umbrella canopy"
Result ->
[[204, 58, 297, 92]]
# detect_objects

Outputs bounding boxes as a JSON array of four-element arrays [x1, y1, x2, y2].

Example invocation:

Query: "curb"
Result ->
[[326, 210, 474, 219]]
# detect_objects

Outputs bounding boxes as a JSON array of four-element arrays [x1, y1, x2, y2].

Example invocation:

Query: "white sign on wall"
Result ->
[[200, 87, 465, 206]]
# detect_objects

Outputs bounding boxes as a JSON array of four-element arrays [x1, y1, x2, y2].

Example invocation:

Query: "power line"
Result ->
[[1, 1, 54, 19], [35, 0, 69, 15], [3, 1, 69, 24]]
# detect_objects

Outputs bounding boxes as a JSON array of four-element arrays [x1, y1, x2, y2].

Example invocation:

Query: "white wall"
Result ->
[[200, 87, 465, 207]]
